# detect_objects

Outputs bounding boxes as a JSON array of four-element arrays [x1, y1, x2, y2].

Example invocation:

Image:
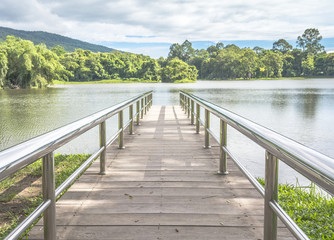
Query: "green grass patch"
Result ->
[[173, 79, 196, 83], [51, 78, 159, 85], [257, 178, 334, 240], [0, 153, 91, 239]]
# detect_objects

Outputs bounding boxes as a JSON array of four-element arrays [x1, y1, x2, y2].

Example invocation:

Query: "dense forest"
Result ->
[[0, 28, 333, 89], [0, 36, 198, 88], [166, 28, 334, 79]]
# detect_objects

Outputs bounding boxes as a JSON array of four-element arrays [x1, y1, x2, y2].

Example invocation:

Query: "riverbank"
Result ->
[[50, 78, 196, 85]]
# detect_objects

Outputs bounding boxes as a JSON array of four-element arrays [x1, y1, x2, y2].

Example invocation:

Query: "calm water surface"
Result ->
[[1, 79, 334, 184]]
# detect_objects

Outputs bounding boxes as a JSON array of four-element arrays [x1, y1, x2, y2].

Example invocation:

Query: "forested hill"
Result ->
[[0, 26, 116, 53]]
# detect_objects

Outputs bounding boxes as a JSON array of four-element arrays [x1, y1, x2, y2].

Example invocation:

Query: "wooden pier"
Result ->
[[28, 106, 294, 239]]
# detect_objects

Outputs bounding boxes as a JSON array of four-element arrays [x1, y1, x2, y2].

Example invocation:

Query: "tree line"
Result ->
[[1, 28, 333, 89], [166, 28, 334, 79], [0, 36, 197, 88]]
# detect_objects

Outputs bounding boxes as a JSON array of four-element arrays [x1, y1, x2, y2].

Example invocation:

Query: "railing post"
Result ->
[[196, 103, 200, 134], [129, 104, 134, 135], [187, 98, 190, 118], [145, 96, 147, 115], [118, 110, 124, 149], [264, 151, 279, 240], [99, 121, 106, 175], [150, 93, 153, 108], [141, 98, 144, 119], [136, 100, 140, 125], [218, 119, 228, 175], [42, 152, 56, 240], [190, 100, 194, 125], [184, 96, 187, 113], [204, 109, 211, 148], [180, 93, 182, 109]]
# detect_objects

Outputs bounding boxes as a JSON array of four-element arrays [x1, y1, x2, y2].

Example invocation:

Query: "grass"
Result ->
[[0, 153, 91, 239], [51, 79, 159, 85], [257, 178, 334, 240]]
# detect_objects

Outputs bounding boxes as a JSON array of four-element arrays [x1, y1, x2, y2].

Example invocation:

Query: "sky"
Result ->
[[0, 0, 333, 58]]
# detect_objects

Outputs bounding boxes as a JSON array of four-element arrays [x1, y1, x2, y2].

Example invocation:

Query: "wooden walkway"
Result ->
[[29, 106, 294, 239]]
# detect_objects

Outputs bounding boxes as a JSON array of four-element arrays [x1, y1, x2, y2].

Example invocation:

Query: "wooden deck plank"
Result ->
[[28, 105, 295, 240]]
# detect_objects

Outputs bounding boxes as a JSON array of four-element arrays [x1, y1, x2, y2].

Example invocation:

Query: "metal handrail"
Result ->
[[0, 91, 153, 240], [179, 91, 334, 240]]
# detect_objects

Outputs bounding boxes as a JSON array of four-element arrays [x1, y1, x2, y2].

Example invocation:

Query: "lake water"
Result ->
[[1, 79, 334, 184]]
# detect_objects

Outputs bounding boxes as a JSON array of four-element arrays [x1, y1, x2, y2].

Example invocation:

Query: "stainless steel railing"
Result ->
[[0, 91, 153, 240], [179, 91, 334, 240]]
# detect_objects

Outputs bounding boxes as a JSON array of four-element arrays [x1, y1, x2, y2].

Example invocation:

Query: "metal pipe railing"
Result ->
[[0, 91, 153, 240], [180, 90, 334, 240]]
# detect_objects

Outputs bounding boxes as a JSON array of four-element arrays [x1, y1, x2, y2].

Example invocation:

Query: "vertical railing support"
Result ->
[[190, 100, 194, 125], [196, 103, 200, 134], [129, 104, 134, 135], [136, 100, 140, 125], [184, 96, 187, 113], [264, 151, 279, 240], [141, 98, 144, 119], [145, 96, 147, 115], [119, 110, 124, 149], [187, 98, 190, 118], [204, 109, 211, 148], [42, 152, 56, 240], [180, 93, 182, 109], [99, 121, 106, 175], [150, 94, 152, 108], [218, 119, 228, 174]]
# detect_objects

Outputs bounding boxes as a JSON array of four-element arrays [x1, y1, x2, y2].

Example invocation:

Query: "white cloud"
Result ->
[[0, 0, 333, 47]]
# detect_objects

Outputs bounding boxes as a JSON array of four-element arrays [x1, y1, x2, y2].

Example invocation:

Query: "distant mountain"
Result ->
[[0, 26, 116, 53]]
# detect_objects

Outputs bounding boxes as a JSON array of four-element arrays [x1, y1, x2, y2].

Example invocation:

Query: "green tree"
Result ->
[[0, 51, 8, 88], [167, 40, 195, 63], [272, 39, 292, 53], [160, 58, 197, 82], [301, 55, 315, 76], [238, 48, 259, 79], [261, 50, 283, 78], [297, 28, 324, 54]]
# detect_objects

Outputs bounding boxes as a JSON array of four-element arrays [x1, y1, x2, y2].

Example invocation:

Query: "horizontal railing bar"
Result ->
[[0, 91, 152, 182], [4, 200, 51, 240], [222, 146, 265, 197], [269, 201, 310, 240], [180, 91, 334, 195], [106, 129, 122, 148], [55, 148, 103, 197], [198, 118, 205, 126], [207, 128, 219, 143], [124, 120, 131, 130]]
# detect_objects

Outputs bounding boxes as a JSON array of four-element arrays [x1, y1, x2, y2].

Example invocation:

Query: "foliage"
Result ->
[[160, 58, 197, 82], [0, 154, 91, 239], [166, 28, 331, 79], [257, 178, 334, 240], [0, 36, 70, 88], [0, 36, 198, 88], [297, 28, 324, 55]]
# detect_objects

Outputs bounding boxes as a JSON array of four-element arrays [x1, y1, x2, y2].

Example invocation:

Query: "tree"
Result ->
[[0, 51, 8, 88], [272, 39, 292, 53], [238, 48, 259, 79], [160, 58, 197, 82], [207, 42, 224, 56], [167, 40, 195, 63], [297, 28, 324, 54], [261, 50, 284, 78], [301, 55, 315, 76]]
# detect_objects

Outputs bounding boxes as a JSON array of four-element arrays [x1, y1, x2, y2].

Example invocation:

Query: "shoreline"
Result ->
[[50, 77, 334, 86]]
